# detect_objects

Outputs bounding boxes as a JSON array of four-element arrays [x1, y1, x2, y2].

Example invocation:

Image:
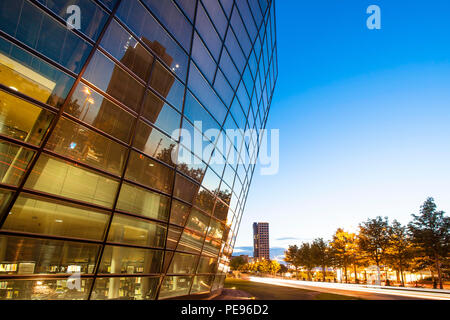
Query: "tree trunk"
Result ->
[[435, 255, 443, 290], [344, 264, 348, 283], [353, 264, 358, 284], [399, 265, 405, 287], [322, 265, 326, 282]]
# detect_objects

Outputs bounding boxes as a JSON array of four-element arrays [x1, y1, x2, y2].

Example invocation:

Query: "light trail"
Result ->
[[249, 277, 450, 300]]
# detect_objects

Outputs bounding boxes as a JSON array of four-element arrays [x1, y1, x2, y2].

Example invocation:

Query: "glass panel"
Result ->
[[202, 0, 227, 39], [0, 0, 92, 73], [0, 235, 100, 275], [196, 3, 222, 60], [66, 83, 135, 144], [197, 256, 217, 274], [169, 199, 190, 226], [211, 274, 225, 291], [0, 278, 92, 300], [190, 275, 213, 294], [36, 0, 109, 41], [213, 199, 232, 224], [107, 214, 167, 248], [116, 0, 188, 80], [83, 50, 145, 112], [177, 229, 204, 254], [99, 246, 162, 274], [193, 187, 215, 216], [207, 219, 225, 240], [0, 90, 54, 145], [0, 140, 35, 186], [167, 253, 198, 274], [142, 90, 181, 135], [188, 64, 227, 125], [133, 120, 177, 167], [3, 194, 109, 240], [116, 183, 170, 222], [176, 145, 207, 184], [173, 174, 199, 204], [125, 151, 174, 194], [185, 208, 210, 235], [158, 276, 191, 299], [101, 19, 154, 82], [142, 0, 192, 50], [91, 276, 159, 300], [192, 33, 216, 83], [0, 37, 75, 108], [0, 189, 13, 214], [25, 154, 119, 208], [202, 237, 221, 257], [46, 117, 127, 176], [166, 225, 182, 250]]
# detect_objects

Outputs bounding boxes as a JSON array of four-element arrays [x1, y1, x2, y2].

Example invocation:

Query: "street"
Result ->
[[248, 277, 450, 300]]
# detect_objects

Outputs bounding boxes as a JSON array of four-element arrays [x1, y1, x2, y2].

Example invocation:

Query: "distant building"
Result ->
[[253, 222, 270, 260]]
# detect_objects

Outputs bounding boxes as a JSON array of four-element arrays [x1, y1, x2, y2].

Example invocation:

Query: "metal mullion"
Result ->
[[96, 273, 161, 278], [155, 0, 200, 300], [111, 17, 187, 85], [0, 274, 96, 280], [0, 1, 122, 300], [211, 0, 234, 87], [0, 85, 59, 114], [213, 3, 274, 268], [137, 0, 191, 56], [198, 0, 226, 43], [0, 230, 104, 246], [61, 113, 130, 148], [78, 79, 139, 117], [0, 184, 17, 192], [96, 46, 147, 87], [0, 31, 78, 80], [40, 149, 122, 180], [92, 0, 112, 12], [29, 0, 96, 47], [0, 135, 40, 153], [128, 147, 175, 171], [17, 188, 114, 212], [205, 3, 271, 174], [102, 240, 165, 252], [230, 2, 255, 59], [112, 209, 170, 226], [87, 42, 162, 301], [134, 116, 177, 143]]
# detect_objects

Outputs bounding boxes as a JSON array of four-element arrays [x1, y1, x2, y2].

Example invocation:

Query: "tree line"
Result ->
[[283, 197, 449, 289]]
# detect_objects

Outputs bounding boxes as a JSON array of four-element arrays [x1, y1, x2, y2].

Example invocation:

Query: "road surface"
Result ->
[[249, 277, 450, 300]]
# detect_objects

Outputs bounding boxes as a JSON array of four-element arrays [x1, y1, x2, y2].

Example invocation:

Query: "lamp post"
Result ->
[[80, 87, 95, 122]]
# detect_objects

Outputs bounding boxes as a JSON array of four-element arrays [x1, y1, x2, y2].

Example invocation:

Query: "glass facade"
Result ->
[[0, 0, 277, 300]]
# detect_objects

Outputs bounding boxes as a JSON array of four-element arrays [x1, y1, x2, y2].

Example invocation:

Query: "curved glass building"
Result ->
[[0, 0, 277, 299]]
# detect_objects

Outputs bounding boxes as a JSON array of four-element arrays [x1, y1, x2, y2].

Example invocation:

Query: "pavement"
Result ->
[[248, 277, 450, 300]]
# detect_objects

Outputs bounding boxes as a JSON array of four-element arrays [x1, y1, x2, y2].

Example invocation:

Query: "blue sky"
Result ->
[[234, 0, 450, 257]]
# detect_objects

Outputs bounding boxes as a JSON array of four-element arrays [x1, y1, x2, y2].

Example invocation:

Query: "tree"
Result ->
[[230, 256, 247, 271], [279, 264, 289, 274], [386, 220, 414, 286], [358, 216, 390, 285], [269, 260, 281, 275], [408, 197, 450, 289], [284, 245, 301, 279], [311, 238, 331, 281], [298, 243, 315, 280], [330, 229, 355, 283]]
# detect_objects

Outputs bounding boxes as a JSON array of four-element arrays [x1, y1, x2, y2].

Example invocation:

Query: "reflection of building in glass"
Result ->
[[0, 0, 277, 300], [253, 222, 270, 261]]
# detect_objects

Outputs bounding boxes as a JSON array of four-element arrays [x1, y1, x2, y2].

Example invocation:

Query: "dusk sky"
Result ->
[[235, 0, 450, 258]]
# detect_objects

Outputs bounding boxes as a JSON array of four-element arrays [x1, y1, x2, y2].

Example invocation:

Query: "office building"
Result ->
[[253, 222, 270, 260], [0, 0, 277, 299]]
